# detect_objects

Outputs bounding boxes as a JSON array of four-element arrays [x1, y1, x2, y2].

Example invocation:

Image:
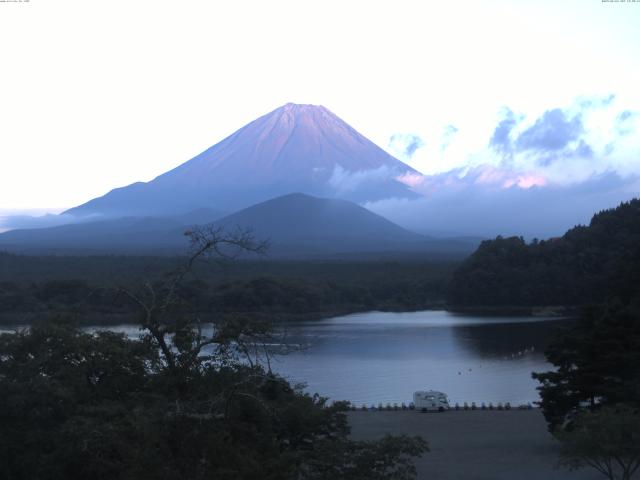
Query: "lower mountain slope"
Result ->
[[214, 193, 424, 253], [0, 193, 477, 258]]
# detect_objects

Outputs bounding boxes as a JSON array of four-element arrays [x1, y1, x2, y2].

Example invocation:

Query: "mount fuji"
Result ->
[[65, 103, 420, 218]]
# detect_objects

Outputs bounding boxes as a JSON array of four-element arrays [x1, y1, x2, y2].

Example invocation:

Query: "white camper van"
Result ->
[[413, 391, 449, 412]]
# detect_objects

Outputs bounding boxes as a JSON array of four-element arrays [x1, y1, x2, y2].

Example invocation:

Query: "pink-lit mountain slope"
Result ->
[[64, 103, 420, 217]]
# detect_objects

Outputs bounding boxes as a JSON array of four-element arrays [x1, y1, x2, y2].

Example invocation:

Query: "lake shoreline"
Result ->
[[447, 305, 579, 317], [0, 302, 578, 327]]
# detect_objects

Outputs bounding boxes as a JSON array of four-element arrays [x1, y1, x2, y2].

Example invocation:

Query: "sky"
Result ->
[[1, 0, 639, 235]]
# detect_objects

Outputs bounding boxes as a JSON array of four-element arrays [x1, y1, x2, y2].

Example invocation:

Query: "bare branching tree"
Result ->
[[120, 225, 270, 374]]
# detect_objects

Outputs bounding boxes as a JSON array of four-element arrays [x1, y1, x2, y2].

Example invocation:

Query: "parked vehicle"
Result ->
[[413, 390, 449, 412]]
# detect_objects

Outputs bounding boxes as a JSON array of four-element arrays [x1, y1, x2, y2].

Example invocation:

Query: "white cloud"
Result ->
[[388, 133, 425, 160], [365, 172, 639, 239], [327, 165, 394, 193]]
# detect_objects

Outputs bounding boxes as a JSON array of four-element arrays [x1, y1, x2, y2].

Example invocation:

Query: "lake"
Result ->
[[266, 310, 570, 407], [1, 310, 570, 406]]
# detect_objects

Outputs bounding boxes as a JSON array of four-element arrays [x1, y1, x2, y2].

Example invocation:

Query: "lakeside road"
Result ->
[[347, 410, 603, 480]]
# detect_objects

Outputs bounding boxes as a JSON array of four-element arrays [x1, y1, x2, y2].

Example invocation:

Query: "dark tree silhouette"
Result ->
[[556, 405, 640, 480]]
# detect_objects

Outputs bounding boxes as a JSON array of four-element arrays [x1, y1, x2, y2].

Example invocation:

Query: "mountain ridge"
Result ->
[[0, 193, 477, 258]]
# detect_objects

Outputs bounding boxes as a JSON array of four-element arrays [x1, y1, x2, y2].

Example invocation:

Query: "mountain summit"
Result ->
[[65, 103, 420, 217]]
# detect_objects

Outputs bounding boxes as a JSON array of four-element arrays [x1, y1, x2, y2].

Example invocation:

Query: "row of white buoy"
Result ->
[[345, 402, 535, 412], [454, 346, 538, 376], [503, 346, 536, 360]]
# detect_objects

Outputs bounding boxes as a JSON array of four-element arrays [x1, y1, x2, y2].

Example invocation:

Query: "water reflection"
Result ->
[[270, 311, 572, 406], [451, 319, 574, 359]]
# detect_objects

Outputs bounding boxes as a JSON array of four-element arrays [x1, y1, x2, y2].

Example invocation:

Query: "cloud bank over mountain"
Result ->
[[367, 171, 639, 239], [369, 95, 640, 238], [395, 94, 638, 186]]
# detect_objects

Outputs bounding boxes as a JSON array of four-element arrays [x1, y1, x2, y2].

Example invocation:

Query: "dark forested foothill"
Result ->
[[447, 199, 640, 308]]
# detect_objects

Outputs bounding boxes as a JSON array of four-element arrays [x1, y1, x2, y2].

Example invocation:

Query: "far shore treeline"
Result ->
[[0, 256, 455, 326]]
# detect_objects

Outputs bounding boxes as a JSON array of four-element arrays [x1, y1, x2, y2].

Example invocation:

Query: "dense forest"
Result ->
[[0, 254, 456, 326], [448, 199, 640, 308]]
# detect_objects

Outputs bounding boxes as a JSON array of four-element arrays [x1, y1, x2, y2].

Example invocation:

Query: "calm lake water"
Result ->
[[266, 311, 571, 406], [2, 310, 571, 406]]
